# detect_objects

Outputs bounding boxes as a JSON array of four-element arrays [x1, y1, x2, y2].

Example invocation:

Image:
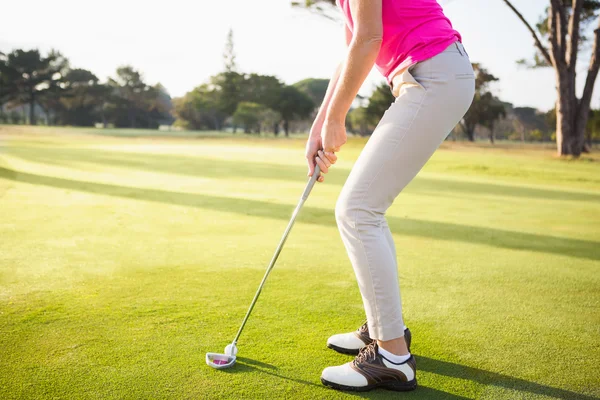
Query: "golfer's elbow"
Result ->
[[352, 32, 383, 47], [350, 31, 383, 56]]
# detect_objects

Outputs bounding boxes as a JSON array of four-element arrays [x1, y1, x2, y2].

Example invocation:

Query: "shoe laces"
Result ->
[[354, 341, 378, 365]]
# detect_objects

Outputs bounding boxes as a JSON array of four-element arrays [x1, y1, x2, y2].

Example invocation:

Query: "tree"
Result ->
[[461, 64, 505, 142], [586, 108, 600, 145], [0, 49, 69, 125], [151, 83, 175, 126], [216, 29, 243, 126], [40, 68, 108, 126], [233, 102, 268, 133], [291, 0, 339, 20], [105, 66, 166, 128], [503, 0, 600, 156], [291, 0, 336, 7], [274, 85, 315, 136], [347, 107, 373, 136], [366, 83, 395, 124], [0, 52, 10, 107], [239, 74, 286, 133], [293, 78, 330, 106], [258, 108, 282, 134], [241, 74, 284, 109], [173, 84, 225, 130]]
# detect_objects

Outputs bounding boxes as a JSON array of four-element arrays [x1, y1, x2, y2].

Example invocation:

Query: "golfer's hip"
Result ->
[[391, 42, 475, 99]]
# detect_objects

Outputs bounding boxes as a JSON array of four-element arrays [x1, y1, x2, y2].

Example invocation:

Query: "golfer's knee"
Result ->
[[336, 194, 383, 231], [335, 194, 371, 229], [335, 194, 354, 228]]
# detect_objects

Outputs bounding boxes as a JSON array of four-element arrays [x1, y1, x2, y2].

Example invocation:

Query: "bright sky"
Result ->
[[1, 0, 598, 111]]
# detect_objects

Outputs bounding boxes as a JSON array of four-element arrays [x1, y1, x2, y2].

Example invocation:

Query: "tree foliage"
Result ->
[[293, 78, 330, 106], [291, 0, 339, 21], [46, 68, 108, 126], [233, 102, 269, 133], [0, 49, 69, 124], [173, 84, 224, 130], [461, 64, 505, 142], [275, 85, 314, 136], [366, 83, 395, 123], [103, 66, 172, 128]]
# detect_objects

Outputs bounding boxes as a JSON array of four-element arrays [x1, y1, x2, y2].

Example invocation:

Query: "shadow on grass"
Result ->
[[7, 145, 600, 203], [229, 356, 596, 399], [236, 356, 277, 370], [1, 166, 598, 263], [417, 356, 599, 400], [231, 357, 470, 399]]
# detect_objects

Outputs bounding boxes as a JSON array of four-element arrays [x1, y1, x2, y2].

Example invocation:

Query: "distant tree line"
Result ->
[[173, 72, 316, 136], [172, 29, 318, 136], [3, 26, 600, 146], [0, 49, 173, 128]]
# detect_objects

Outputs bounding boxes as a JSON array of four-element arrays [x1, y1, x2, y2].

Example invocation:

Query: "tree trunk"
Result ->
[[489, 129, 495, 144], [128, 109, 136, 128], [555, 69, 578, 156], [29, 90, 36, 125], [283, 120, 289, 137]]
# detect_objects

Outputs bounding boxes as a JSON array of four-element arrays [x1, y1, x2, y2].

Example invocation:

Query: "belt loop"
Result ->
[[455, 42, 463, 56]]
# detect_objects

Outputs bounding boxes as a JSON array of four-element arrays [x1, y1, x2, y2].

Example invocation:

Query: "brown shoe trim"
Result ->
[[353, 322, 374, 346], [349, 344, 416, 386]]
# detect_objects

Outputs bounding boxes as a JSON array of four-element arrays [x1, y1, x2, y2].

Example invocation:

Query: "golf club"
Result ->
[[206, 163, 322, 369]]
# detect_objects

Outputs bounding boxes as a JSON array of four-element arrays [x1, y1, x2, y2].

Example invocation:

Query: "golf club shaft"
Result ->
[[232, 164, 321, 345]]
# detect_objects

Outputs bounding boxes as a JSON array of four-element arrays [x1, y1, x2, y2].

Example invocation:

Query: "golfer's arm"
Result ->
[[312, 63, 343, 132], [326, 0, 382, 124], [311, 26, 353, 135]]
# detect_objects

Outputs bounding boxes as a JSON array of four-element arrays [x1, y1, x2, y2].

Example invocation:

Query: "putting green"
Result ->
[[0, 126, 599, 399]]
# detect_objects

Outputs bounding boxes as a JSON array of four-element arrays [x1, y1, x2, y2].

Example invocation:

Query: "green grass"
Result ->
[[0, 125, 599, 399]]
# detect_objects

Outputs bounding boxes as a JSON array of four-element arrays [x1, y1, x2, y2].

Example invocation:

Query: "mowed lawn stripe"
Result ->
[[0, 128, 598, 399]]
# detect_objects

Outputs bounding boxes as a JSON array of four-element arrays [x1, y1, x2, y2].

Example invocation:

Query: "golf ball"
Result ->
[[224, 344, 238, 356]]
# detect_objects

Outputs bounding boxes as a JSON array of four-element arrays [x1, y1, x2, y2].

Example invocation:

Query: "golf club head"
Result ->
[[206, 352, 236, 369]]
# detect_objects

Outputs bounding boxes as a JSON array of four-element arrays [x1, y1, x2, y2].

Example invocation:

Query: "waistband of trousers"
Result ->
[[389, 41, 468, 92]]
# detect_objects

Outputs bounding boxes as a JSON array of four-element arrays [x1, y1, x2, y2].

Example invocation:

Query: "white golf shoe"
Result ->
[[321, 342, 417, 392], [327, 321, 412, 355]]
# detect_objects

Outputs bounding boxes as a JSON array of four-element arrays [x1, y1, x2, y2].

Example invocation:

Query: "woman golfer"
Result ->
[[306, 0, 475, 392]]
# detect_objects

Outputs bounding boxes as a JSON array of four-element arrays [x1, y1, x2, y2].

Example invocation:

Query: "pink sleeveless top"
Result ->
[[337, 0, 461, 83]]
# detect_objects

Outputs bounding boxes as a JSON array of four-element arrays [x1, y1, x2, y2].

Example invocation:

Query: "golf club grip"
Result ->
[[302, 164, 321, 201]]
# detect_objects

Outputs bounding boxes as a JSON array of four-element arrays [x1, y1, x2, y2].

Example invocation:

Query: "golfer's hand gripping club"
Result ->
[[231, 164, 321, 346]]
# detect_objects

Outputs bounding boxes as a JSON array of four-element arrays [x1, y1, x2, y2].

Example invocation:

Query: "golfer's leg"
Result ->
[[336, 54, 474, 342], [381, 220, 397, 270], [336, 108, 422, 342]]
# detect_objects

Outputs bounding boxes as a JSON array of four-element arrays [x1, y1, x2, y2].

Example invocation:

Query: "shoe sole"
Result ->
[[327, 341, 411, 356], [326, 343, 361, 355], [321, 377, 417, 392]]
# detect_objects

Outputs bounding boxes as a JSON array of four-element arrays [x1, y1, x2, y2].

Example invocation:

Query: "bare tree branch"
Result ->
[[548, 1, 565, 67], [567, 0, 584, 70], [553, 0, 568, 63], [502, 0, 553, 66]]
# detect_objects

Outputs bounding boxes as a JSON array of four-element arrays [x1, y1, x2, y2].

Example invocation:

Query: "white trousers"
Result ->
[[336, 42, 475, 341]]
